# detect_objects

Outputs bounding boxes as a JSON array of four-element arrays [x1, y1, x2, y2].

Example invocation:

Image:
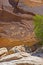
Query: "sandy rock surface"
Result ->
[[0, 54, 43, 65], [0, 46, 43, 65]]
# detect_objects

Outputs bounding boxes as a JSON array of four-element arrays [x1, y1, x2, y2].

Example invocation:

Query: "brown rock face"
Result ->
[[17, 63, 34, 65], [0, 11, 36, 47], [0, 1, 37, 47]]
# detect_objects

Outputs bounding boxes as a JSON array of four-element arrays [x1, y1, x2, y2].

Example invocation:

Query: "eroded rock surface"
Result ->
[[0, 52, 43, 65], [0, 46, 43, 65]]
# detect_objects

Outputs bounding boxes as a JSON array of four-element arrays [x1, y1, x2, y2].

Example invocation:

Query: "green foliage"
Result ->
[[33, 15, 43, 45]]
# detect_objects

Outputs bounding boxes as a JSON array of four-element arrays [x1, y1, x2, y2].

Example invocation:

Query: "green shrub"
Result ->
[[33, 15, 43, 45]]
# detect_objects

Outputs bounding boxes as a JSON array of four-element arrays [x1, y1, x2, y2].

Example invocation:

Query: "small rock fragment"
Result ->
[[0, 47, 8, 56]]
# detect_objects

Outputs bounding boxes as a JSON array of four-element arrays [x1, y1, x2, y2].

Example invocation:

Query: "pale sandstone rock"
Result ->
[[19, 52, 31, 57], [0, 52, 30, 61], [0, 47, 8, 56], [10, 45, 26, 53], [0, 47, 43, 65], [0, 52, 22, 61], [1, 50, 14, 58], [0, 55, 43, 65]]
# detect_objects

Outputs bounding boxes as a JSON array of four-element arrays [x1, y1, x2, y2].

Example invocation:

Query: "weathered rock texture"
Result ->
[[0, 46, 43, 65], [0, 53, 43, 65], [0, 4, 37, 47], [0, 0, 43, 48]]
